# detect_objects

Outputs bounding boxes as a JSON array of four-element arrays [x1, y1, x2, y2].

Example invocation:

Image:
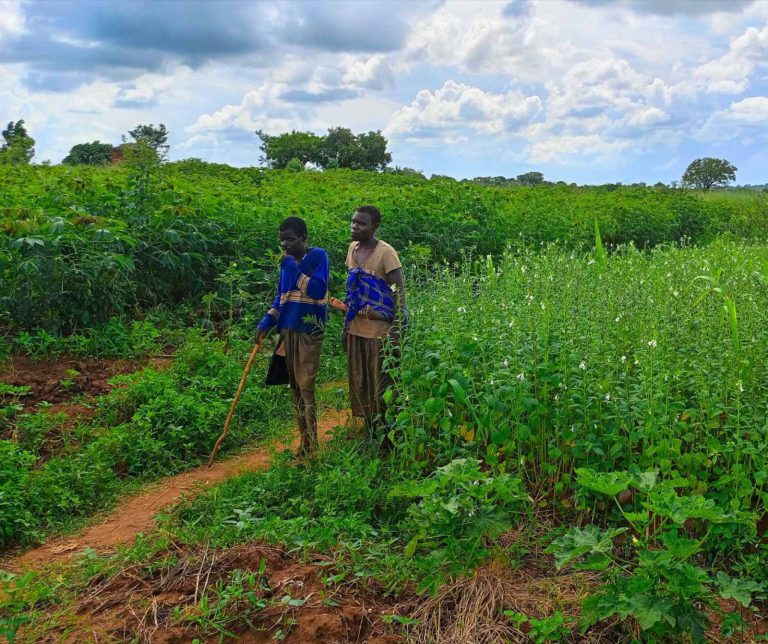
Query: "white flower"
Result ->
[[615, 316, 621, 323], [737, 380, 744, 393], [673, 290, 679, 298], [457, 306, 467, 313], [503, 359, 509, 368], [521, 266, 526, 274], [621, 355, 627, 363], [540, 302, 546, 310], [579, 361, 586, 370], [554, 394, 559, 401], [605, 393, 611, 401], [587, 259, 595, 266], [516, 372, 525, 381], [648, 339, 657, 348], [508, 321, 515, 328]]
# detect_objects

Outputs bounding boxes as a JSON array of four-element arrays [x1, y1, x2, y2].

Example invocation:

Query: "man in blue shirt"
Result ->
[[256, 217, 329, 456]]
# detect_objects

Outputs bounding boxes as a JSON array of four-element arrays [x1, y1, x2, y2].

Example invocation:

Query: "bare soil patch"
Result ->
[[0, 355, 171, 411], [27, 541, 401, 643]]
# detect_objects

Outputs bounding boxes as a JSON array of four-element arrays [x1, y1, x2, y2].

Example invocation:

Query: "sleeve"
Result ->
[[382, 244, 402, 275], [294, 249, 329, 300], [345, 242, 355, 269], [256, 291, 281, 332]]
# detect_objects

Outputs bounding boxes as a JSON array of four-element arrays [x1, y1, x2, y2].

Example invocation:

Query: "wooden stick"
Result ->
[[207, 341, 262, 467]]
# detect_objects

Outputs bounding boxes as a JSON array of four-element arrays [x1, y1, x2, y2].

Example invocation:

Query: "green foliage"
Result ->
[[62, 141, 115, 166], [1, 164, 767, 332], [516, 171, 544, 186], [390, 458, 530, 560], [0, 332, 290, 545], [257, 127, 391, 170], [175, 567, 268, 636], [683, 157, 737, 190], [124, 123, 169, 159], [0, 120, 35, 166], [547, 469, 762, 640]]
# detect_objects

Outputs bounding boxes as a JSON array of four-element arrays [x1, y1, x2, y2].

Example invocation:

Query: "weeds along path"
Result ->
[[7, 407, 351, 571]]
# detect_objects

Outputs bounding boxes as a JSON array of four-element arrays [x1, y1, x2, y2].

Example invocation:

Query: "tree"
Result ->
[[682, 157, 736, 190], [124, 123, 169, 159], [256, 130, 323, 168], [256, 127, 391, 171], [0, 120, 35, 165], [516, 171, 544, 186], [62, 141, 115, 166]]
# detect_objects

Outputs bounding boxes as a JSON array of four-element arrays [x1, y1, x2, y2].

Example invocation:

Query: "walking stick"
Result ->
[[208, 340, 262, 467]]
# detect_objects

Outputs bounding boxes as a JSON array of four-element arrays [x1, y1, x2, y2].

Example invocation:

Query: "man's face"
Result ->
[[280, 229, 306, 257], [350, 211, 377, 242]]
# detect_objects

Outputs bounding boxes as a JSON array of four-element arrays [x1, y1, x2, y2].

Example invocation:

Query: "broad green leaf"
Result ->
[[546, 525, 627, 570], [715, 572, 763, 607], [576, 469, 633, 496]]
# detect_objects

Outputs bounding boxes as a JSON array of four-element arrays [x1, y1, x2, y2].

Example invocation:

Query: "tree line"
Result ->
[[0, 118, 744, 190]]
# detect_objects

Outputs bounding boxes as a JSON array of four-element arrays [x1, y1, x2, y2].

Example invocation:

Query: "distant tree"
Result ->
[[471, 176, 515, 186], [384, 166, 425, 178], [256, 127, 391, 171], [62, 141, 115, 166], [325, 128, 390, 171], [256, 130, 324, 168], [516, 171, 544, 186], [0, 120, 35, 165], [124, 123, 169, 159], [682, 157, 736, 190]]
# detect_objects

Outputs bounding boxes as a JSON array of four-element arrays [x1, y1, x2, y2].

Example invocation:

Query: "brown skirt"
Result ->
[[345, 333, 393, 422]]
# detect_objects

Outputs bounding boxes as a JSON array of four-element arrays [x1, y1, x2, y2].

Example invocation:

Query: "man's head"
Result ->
[[350, 205, 381, 242], [279, 216, 308, 258]]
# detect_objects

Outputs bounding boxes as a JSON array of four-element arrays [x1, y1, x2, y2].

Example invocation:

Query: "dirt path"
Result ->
[[7, 408, 351, 571]]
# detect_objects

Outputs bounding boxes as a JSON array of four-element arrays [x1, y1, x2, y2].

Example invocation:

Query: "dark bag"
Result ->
[[265, 336, 289, 386]]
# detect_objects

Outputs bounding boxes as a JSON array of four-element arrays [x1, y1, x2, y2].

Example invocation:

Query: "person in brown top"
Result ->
[[344, 205, 406, 443]]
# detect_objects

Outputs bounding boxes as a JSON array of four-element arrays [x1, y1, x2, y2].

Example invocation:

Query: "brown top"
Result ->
[[345, 239, 402, 338]]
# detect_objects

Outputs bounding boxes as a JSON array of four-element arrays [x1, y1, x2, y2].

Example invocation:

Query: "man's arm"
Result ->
[[256, 292, 281, 343], [386, 267, 407, 331], [281, 251, 329, 300]]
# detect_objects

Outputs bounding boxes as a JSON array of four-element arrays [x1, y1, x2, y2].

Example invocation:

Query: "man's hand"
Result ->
[[255, 329, 267, 344]]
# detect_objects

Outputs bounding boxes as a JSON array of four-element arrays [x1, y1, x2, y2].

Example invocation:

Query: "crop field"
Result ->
[[1, 163, 768, 642]]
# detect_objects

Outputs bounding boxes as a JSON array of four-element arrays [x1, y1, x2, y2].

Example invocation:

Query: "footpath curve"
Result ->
[[7, 408, 350, 571]]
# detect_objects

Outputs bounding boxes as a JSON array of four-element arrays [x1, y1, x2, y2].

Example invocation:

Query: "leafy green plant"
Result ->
[[547, 468, 762, 640]]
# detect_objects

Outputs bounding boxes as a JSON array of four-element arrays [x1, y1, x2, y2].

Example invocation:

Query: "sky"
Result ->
[[0, 0, 767, 184]]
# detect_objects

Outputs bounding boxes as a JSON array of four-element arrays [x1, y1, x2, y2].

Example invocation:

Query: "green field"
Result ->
[[1, 163, 767, 642]]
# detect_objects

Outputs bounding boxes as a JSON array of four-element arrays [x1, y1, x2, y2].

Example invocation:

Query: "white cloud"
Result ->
[[340, 54, 395, 90], [691, 22, 768, 94], [386, 80, 542, 140], [114, 69, 189, 107], [697, 96, 768, 143], [528, 133, 632, 164], [625, 106, 668, 126], [0, 0, 23, 40], [186, 85, 296, 138]]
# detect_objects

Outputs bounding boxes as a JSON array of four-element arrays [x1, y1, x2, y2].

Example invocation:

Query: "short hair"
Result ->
[[355, 205, 381, 225], [279, 216, 307, 238]]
